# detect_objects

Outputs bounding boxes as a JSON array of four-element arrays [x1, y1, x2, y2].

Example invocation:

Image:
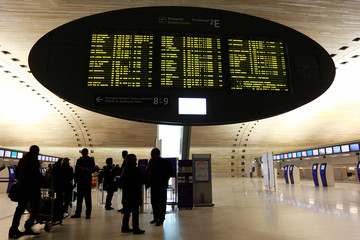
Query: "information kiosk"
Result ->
[[0, 166, 16, 193], [178, 160, 193, 209], [319, 163, 335, 187], [289, 165, 300, 184], [284, 165, 289, 184], [312, 163, 321, 186], [357, 162, 360, 182], [7, 166, 16, 193]]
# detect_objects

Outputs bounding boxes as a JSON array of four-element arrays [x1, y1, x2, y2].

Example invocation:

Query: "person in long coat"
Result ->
[[145, 148, 174, 226], [9, 145, 43, 238], [120, 154, 145, 234]]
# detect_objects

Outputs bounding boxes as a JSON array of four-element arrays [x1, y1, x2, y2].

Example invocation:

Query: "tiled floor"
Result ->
[[1, 177, 360, 239]]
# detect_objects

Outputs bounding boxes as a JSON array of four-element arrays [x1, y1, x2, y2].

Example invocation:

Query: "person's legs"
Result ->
[[84, 186, 92, 218], [9, 199, 27, 237], [72, 188, 84, 217], [25, 197, 41, 231], [157, 186, 168, 224], [105, 189, 114, 209], [132, 205, 145, 234], [63, 189, 72, 213], [150, 187, 160, 223], [121, 206, 132, 232], [132, 206, 139, 230]]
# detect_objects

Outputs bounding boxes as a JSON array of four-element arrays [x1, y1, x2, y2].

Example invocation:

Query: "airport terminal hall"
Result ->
[[1, 1, 360, 239]]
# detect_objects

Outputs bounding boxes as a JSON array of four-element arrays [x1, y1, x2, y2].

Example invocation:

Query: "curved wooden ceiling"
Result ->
[[0, 0, 359, 171]]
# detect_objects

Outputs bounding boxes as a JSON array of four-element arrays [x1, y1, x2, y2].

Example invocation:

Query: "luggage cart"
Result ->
[[36, 188, 64, 232]]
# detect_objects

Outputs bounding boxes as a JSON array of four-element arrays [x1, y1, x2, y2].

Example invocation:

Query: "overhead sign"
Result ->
[[29, 6, 335, 125]]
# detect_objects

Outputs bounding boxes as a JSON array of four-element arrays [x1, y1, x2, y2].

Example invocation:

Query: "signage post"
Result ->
[[192, 154, 214, 207]]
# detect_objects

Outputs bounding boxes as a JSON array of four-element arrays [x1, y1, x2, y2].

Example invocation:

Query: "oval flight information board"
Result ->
[[29, 7, 335, 125]]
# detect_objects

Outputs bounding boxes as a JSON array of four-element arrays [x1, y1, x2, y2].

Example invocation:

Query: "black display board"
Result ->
[[29, 6, 335, 125]]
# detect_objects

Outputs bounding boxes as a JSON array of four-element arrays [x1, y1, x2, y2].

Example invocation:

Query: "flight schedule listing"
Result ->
[[228, 39, 288, 91], [86, 33, 289, 91], [160, 35, 223, 88], [87, 33, 153, 87]]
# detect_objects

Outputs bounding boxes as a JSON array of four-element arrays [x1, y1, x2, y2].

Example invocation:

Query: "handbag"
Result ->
[[8, 182, 23, 202]]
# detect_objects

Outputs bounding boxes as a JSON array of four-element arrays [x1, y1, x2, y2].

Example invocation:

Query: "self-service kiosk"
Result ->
[[319, 163, 335, 187], [7, 166, 16, 193], [289, 165, 300, 184], [357, 162, 360, 182], [312, 163, 322, 187], [284, 165, 289, 184], [0, 165, 16, 193]]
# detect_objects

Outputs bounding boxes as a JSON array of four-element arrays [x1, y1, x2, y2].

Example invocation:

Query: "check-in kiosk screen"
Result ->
[[321, 165, 326, 170], [313, 165, 317, 170]]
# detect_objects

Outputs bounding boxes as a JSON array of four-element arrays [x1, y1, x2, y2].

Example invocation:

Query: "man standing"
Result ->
[[118, 150, 128, 213], [145, 148, 174, 226], [71, 148, 95, 219], [103, 157, 116, 210], [9, 145, 43, 238]]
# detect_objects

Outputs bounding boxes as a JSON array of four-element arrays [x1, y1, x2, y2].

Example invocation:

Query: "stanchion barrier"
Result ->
[[101, 177, 105, 204]]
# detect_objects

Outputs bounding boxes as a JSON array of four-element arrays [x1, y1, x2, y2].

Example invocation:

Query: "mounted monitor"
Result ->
[[178, 98, 207, 115], [350, 143, 360, 152], [29, 6, 335, 125], [4, 151, 11, 158], [313, 149, 319, 156], [341, 145, 350, 152], [325, 147, 333, 154], [333, 146, 341, 154], [11, 152, 17, 158], [319, 148, 326, 155]]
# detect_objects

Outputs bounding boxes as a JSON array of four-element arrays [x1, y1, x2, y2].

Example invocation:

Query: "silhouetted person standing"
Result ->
[[118, 150, 128, 213], [60, 158, 74, 214], [71, 148, 95, 219], [120, 154, 145, 234], [145, 148, 174, 226], [9, 145, 43, 238], [103, 157, 116, 210]]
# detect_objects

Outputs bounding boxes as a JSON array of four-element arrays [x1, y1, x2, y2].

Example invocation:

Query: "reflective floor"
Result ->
[[1, 177, 360, 240]]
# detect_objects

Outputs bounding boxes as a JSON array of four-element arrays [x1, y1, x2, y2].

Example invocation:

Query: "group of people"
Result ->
[[9, 145, 174, 238], [8, 145, 77, 238], [99, 148, 174, 234]]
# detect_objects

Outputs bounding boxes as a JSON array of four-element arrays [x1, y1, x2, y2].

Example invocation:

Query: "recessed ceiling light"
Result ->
[[339, 46, 349, 50]]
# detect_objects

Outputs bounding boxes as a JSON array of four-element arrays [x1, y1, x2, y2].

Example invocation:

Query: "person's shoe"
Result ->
[[155, 221, 163, 226], [150, 219, 157, 224], [71, 214, 81, 218], [105, 207, 114, 210], [133, 229, 145, 234], [85, 215, 91, 219], [121, 227, 133, 233], [118, 208, 124, 213], [23, 229, 40, 236], [8, 228, 23, 239]]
